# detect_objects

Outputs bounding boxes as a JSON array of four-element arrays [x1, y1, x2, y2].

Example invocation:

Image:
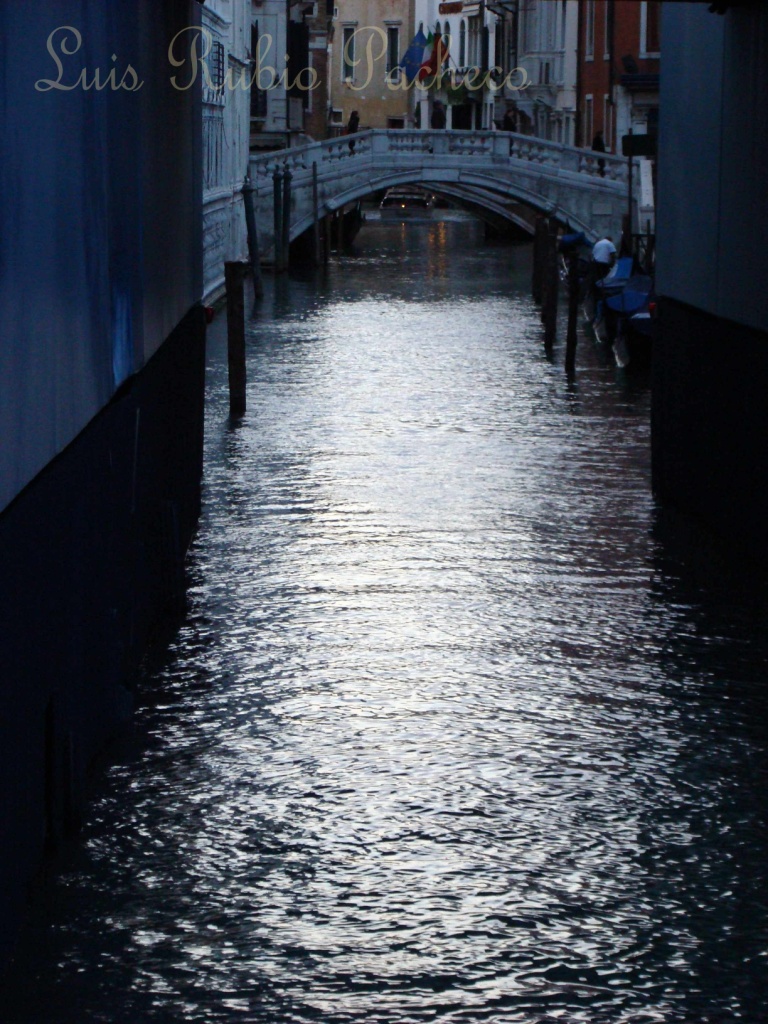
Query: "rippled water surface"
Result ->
[[4, 217, 768, 1023]]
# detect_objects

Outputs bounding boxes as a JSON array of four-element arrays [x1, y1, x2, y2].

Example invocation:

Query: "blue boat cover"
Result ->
[[593, 258, 638, 294], [605, 274, 653, 314]]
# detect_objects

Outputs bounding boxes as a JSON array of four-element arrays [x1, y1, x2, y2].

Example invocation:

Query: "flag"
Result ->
[[418, 32, 449, 81], [398, 29, 428, 84]]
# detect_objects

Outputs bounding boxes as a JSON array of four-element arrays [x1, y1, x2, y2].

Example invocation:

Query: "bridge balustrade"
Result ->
[[249, 129, 628, 186]]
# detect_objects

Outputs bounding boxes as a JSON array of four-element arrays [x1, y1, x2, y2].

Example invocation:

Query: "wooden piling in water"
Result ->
[[539, 218, 550, 324], [532, 215, 545, 305], [273, 169, 283, 272], [312, 162, 321, 267], [323, 213, 332, 262], [242, 175, 263, 299], [225, 261, 247, 417], [281, 166, 292, 273], [565, 249, 579, 375], [543, 219, 559, 349]]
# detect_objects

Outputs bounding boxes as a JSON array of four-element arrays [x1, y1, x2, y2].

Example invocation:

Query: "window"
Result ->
[[468, 17, 479, 66], [443, 22, 451, 69], [210, 40, 225, 89], [561, 0, 567, 50], [250, 24, 267, 118], [641, 1, 661, 56], [386, 26, 399, 73], [604, 0, 611, 59], [585, 0, 594, 60], [459, 20, 466, 67], [584, 95, 593, 148], [603, 94, 611, 148], [342, 26, 355, 80], [203, 108, 224, 189], [203, 39, 226, 104]]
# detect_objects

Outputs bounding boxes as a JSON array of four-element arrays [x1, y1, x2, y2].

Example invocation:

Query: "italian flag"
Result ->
[[418, 32, 448, 81]]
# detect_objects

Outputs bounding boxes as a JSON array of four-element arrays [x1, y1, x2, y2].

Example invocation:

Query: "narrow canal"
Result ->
[[4, 215, 768, 1023]]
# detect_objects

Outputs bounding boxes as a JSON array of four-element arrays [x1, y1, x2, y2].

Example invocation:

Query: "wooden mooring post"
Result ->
[[312, 162, 321, 267], [225, 261, 248, 417], [532, 215, 546, 305], [273, 169, 283, 271], [281, 165, 292, 273], [542, 218, 559, 349], [323, 212, 332, 262], [242, 174, 263, 300], [565, 249, 579, 375]]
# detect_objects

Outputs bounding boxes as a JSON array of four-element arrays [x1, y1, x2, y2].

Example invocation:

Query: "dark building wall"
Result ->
[[0, 2, 205, 965], [0, 308, 206, 969], [653, 3, 768, 559]]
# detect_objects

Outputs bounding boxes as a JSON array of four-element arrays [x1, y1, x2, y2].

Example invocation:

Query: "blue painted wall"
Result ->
[[0, 3, 203, 512]]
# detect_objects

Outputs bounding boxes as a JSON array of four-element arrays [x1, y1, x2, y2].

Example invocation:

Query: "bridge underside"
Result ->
[[289, 168, 601, 246], [423, 183, 536, 236]]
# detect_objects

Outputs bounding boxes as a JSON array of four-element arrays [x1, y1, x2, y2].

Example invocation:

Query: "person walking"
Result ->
[[430, 101, 446, 129], [347, 110, 360, 153]]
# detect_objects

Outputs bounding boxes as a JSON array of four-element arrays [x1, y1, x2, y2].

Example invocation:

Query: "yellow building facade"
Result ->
[[329, 0, 416, 132]]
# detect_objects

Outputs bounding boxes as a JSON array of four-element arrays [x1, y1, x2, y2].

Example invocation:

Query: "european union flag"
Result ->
[[398, 29, 428, 84]]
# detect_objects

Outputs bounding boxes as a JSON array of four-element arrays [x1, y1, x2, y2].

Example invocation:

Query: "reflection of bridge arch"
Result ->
[[249, 129, 634, 257]]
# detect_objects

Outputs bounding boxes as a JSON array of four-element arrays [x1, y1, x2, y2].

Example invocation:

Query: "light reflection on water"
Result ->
[[3, 217, 768, 1024]]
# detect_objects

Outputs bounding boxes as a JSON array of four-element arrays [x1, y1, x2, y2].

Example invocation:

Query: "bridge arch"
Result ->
[[290, 168, 595, 243], [251, 129, 633, 256]]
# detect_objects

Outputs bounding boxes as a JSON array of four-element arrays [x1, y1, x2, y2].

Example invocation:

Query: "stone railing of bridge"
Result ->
[[248, 129, 634, 256]]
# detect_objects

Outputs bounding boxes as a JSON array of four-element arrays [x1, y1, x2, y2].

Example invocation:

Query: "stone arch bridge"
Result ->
[[248, 129, 634, 259]]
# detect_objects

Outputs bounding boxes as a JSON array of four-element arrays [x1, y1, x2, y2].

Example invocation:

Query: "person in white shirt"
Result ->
[[581, 235, 617, 319]]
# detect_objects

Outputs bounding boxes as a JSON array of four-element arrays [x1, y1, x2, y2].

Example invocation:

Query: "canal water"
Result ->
[[3, 215, 768, 1024]]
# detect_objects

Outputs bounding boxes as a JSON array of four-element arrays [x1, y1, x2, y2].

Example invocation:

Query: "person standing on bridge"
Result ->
[[592, 130, 606, 177], [431, 101, 446, 129], [347, 110, 360, 153]]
